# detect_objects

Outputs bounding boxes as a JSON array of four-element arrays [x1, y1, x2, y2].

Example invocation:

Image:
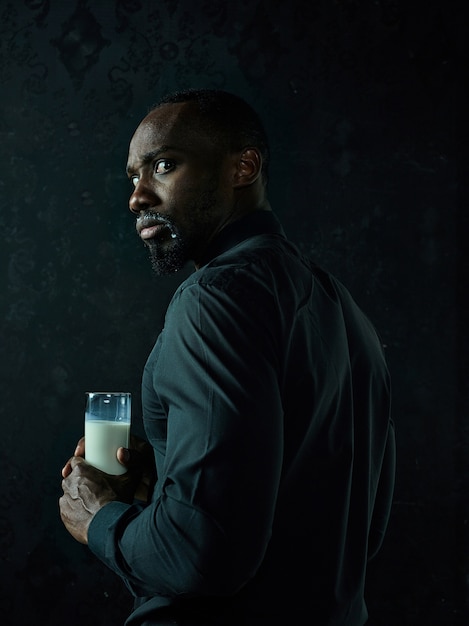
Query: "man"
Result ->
[[60, 89, 395, 625]]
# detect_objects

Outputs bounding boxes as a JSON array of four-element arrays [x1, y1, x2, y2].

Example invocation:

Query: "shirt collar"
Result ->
[[199, 210, 286, 267]]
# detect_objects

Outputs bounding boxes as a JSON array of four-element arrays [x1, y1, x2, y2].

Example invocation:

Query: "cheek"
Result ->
[[164, 175, 200, 205]]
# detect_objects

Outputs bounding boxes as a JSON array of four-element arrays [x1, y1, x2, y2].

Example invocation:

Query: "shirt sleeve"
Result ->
[[368, 418, 396, 560], [88, 269, 284, 599]]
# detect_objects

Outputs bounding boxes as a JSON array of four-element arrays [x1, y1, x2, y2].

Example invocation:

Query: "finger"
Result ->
[[117, 446, 151, 470], [116, 447, 131, 466], [74, 436, 85, 457], [62, 461, 71, 479], [61, 456, 76, 478], [61, 475, 78, 500], [68, 455, 88, 473], [62, 437, 86, 477]]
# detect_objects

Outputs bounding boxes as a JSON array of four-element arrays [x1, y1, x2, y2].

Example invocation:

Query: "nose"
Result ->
[[129, 179, 159, 215]]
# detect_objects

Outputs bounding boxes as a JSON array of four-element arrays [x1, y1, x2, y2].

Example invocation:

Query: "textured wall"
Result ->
[[0, 1, 467, 624]]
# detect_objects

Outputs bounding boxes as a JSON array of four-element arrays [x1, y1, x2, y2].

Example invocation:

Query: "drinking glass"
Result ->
[[85, 392, 131, 475]]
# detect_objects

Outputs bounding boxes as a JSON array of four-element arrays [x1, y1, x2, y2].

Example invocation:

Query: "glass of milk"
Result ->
[[85, 392, 131, 475]]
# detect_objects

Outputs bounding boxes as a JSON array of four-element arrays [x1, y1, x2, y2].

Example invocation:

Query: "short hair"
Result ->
[[151, 88, 270, 184]]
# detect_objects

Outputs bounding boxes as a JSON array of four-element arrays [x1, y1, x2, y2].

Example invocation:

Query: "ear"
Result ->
[[233, 148, 262, 188]]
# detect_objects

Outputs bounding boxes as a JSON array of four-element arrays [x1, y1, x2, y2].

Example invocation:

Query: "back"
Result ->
[[124, 214, 394, 626], [228, 237, 394, 624]]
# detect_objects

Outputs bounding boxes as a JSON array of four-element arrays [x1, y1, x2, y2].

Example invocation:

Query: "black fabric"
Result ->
[[88, 210, 395, 625]]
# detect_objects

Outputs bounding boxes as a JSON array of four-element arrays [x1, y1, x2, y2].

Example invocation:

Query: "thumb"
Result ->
[[117, 446, 142, 469]]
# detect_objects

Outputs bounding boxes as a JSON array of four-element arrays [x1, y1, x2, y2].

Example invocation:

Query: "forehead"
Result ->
[[128, 102, 218, 160]]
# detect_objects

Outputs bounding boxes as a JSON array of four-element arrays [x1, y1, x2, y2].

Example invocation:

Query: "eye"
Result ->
[[130, 175, 139, 187], [154, 159, 175, 175]]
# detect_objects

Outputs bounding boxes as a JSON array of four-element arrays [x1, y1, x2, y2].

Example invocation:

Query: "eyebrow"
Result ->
[[126, 145, 176, 176]]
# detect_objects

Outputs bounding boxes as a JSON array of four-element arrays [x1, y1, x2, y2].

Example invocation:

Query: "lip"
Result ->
[[136, 217, 168, 241], [140, 224, 167, 240]]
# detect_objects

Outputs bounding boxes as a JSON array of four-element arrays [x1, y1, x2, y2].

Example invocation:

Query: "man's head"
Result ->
[[152, 89, 270, 185], [126, 89, 270, 274]]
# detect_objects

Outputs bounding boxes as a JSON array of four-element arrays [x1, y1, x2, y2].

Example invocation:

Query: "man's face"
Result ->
[[126, 102, 236, 274]]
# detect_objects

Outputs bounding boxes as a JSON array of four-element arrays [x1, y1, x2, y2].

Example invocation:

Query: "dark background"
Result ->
[[0, 1, 467, 624]]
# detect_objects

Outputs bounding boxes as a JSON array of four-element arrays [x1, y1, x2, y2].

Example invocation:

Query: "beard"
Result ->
[[143, 214, 188, 275], [147, 236, 186, 275], [142, 184, 222, 275]]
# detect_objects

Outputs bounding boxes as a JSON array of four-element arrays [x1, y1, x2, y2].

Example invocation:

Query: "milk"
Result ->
[[85, 418, 130, 475]]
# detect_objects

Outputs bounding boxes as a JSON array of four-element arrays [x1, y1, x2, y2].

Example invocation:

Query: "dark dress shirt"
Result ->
[[88, 210, 395, 625]]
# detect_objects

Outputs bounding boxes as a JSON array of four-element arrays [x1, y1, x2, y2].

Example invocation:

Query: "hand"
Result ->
[[60, 434, 157, 543], [62, 435, 156, 483], [61, 436, 86, 478], [59, 456, 119, 545], [62, 434, 156, 502]]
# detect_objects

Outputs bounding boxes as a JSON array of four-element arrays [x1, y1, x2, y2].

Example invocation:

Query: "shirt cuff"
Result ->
[[88, 500, 132, 562]]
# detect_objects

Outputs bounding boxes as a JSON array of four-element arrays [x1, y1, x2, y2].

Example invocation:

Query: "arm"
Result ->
[[87, 276, 284, 598], [368, 418, 396, 559]]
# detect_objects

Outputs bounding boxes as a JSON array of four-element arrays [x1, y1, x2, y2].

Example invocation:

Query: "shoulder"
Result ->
[[166, 234, 296, 325], [194, 233, 300, 289]]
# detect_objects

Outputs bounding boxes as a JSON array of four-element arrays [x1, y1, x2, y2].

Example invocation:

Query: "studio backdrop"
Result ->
[[0, 1, 467, 625]]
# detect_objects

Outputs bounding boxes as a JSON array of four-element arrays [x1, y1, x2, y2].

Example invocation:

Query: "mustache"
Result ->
[[137, 211, 172, 227], [136, 211, 180, 241]]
